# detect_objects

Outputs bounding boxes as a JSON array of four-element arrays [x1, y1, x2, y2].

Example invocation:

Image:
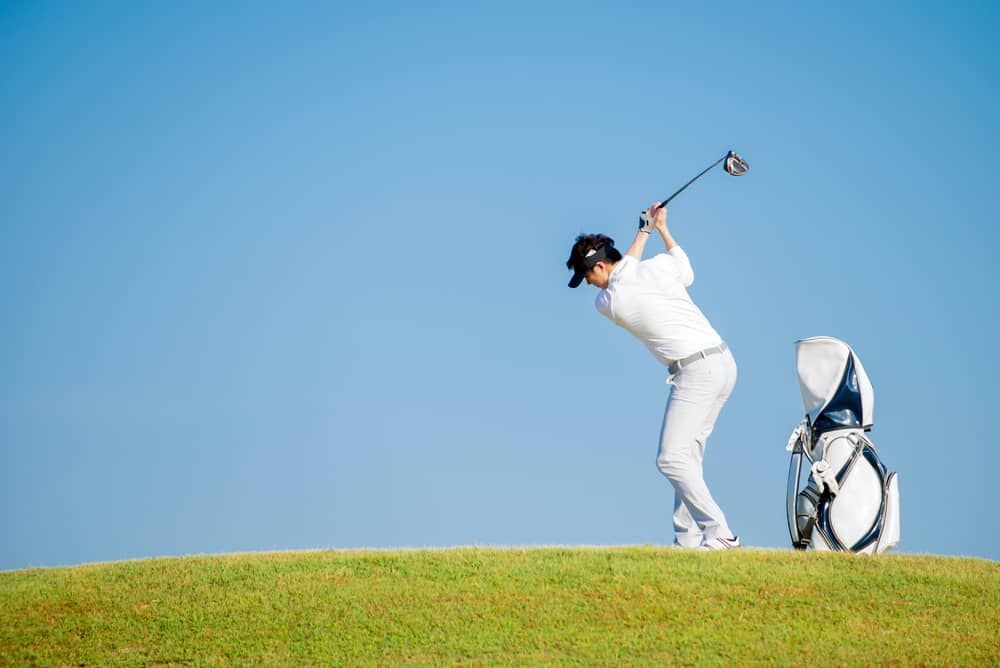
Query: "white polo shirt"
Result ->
[[595, 247, 722, 366]]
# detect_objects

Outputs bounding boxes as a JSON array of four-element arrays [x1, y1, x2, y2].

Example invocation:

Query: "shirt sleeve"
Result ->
[[594, 290, 612, 319], [667, 246, 695, 287]]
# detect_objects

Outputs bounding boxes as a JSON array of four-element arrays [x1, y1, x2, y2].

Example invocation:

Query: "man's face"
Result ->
[[585, 261, 611, 289]]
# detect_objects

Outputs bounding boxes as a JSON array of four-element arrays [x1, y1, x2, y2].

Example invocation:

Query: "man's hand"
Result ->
[[629, 201, 674, 259], [649, 202, 677, 250], [638, 210, 655, 233], [639, 202, 668, 234], [651, 202, 667, 232]]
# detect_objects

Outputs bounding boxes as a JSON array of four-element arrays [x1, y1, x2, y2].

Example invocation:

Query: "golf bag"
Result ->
[[785, 337, 900, 553]]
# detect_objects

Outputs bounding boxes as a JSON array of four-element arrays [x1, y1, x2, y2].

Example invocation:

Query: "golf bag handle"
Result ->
[[657, 152, 730, 209]]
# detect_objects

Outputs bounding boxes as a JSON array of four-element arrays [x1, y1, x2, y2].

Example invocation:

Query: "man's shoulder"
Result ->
[[642, 251, 674, 265], [634, 252, 674, 275], [594, 289, 612, 316]]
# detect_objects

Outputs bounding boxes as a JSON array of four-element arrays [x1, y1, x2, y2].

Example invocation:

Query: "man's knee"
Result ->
[[656, 452, 689, 482]]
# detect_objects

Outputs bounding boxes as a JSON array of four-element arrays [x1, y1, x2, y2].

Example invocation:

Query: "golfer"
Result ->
[[566, 203, 740, 550]]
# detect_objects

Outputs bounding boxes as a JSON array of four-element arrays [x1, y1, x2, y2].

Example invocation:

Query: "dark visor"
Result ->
[[568, 243, 612, 288]]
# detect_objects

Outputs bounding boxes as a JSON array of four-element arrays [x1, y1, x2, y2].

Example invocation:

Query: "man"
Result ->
[[566, 203, 740, 550]]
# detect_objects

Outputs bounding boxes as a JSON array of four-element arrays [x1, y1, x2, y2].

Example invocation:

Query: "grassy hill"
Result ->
[[2, 546, 997, 666]]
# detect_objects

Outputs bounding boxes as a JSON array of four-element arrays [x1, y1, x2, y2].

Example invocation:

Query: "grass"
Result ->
[[1, 546, 997, 666]]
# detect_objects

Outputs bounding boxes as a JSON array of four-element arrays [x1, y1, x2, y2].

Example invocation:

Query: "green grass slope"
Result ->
[[2, 547, 997, 666]]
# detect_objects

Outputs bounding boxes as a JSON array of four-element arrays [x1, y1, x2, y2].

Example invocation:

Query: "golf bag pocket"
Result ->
[[878, 471, 901, 553]]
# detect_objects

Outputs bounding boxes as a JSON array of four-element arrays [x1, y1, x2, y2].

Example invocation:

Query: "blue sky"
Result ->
[[2, 2, 998, 570]]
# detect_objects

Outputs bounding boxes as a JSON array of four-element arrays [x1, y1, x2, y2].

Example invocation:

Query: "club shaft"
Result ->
[[658, 154, 727, 208]]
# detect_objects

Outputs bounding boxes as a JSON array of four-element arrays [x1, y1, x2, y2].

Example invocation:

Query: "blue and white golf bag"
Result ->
[[785, 337, 901, 553]]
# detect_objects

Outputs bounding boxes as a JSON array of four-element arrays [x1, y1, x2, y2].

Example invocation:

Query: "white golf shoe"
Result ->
[[700, 535, 741, 551]]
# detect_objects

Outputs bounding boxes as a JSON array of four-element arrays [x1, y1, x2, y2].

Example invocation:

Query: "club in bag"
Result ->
[[656, 150, 748, 210]]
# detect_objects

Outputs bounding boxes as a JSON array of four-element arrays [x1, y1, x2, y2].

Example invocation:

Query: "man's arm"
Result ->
[[627, 201, 671, 260], [651, 203, 677, 250], [625, 227, 651, 260], [653, 204, 694, 285], [644, 202, 693, 285]]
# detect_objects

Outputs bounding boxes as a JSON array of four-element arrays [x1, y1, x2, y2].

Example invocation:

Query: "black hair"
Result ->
[[565, 233, 622, 271]]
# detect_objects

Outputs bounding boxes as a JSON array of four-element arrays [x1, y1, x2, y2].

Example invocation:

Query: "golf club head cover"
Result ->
[[638, 210, 655, 233]]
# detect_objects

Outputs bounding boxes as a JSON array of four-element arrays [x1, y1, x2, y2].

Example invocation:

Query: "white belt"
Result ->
[[667, 342, 728, 375]]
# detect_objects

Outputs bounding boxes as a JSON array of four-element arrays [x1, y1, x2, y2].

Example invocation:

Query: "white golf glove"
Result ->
[[810, 461, 840, 497], [638, 210, 655, 233]]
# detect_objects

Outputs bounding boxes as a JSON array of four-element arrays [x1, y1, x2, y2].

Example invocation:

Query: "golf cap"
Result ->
[[568, 243, 613, 288]]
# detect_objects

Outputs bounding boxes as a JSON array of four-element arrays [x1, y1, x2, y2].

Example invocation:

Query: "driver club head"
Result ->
[[724, 151, 749, 176]]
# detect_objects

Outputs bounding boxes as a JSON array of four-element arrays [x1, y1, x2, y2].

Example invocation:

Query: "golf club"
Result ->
[[656, 150, 749, 209]]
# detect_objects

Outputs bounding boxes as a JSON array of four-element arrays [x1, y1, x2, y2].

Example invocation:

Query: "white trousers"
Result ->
[[656, 348, 737, 546]]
